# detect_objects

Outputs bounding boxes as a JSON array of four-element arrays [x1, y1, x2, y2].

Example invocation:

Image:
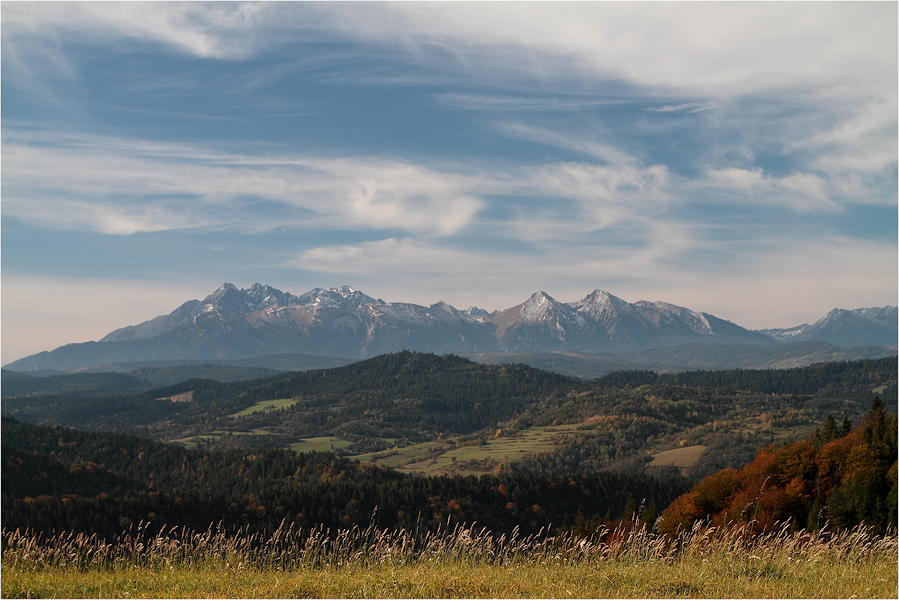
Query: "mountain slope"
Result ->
[[759, 306, 897, 346], [490, 290, 774, 353]]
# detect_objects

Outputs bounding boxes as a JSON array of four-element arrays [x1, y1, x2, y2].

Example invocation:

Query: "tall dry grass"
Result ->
[[3, 520, 896, 598]]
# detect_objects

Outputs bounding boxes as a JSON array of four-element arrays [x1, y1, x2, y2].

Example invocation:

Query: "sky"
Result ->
[[2, 2, 897, 364]]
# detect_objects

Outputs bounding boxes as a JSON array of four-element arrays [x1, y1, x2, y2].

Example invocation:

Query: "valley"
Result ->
[[3, 351, 895, 597], [3, 352, 895, 481]]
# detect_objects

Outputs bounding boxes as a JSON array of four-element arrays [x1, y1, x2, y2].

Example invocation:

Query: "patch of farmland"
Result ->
[[290, 437, 352, 452], [229, 398, 299, 417], [168, 428, 274, 447], [356, 424, 583, 476], [648, 445, 708, 471]]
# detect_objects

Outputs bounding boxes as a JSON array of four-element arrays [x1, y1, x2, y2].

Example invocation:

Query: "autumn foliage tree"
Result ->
[[659, 397, 897, 535]]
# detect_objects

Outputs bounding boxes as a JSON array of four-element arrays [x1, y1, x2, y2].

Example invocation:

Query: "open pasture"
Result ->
[[647, 445, 708, 474], [354, 424, 582, 475], [289, 437, 352, 452], [228, 398, 299, 417]]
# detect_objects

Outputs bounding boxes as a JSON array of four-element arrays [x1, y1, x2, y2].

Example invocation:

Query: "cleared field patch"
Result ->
[[353, 441, 448, 469], [354, 424, 582, 476], [168, 428, 274, 447], [734, 419, 818, 441], [289, 437, 352, 453], [229, 398, 298, 417], [648, 445, 708, 472]]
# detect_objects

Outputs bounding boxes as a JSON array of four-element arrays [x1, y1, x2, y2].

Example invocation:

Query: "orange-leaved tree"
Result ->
[[658, 397, 897, 536]]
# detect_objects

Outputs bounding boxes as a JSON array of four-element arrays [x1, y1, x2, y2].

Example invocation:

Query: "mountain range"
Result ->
[[5, 283, 896, 372]]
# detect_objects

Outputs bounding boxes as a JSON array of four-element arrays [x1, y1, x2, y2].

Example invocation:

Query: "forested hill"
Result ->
[[0, 370, 153, 398], [1, 417, 690, 539], [2, 351, 581, 440], [2, 352, 894, 480], [594, 357, 897, 399]]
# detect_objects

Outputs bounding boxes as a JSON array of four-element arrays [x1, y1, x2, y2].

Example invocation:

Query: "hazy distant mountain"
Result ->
[[6, 284, 497, 371], [4, 283, 895, 372], [758, 306, 897, 347], [489, 290, 773, 352]]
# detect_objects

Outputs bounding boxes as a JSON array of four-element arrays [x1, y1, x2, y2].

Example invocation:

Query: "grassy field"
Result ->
[[351, 424, 582, 476], [289, 437, 353, 452], [229, 398, 299, 417], [647, 445, 708, 474], [3, 522, 895, 598]]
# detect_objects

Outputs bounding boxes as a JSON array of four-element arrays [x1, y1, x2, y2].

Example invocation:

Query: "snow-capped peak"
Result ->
[[463, 306, 489, 318], [571, 289, 629, 319], [519, 291, 558, 322], [331, 285, 357, 298]]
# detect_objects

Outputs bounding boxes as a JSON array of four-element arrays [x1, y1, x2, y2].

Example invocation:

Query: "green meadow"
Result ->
[[229, 398, 300, 417]]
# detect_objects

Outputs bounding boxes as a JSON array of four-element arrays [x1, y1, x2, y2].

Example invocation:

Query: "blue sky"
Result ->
[[2, 2, 897, 363]]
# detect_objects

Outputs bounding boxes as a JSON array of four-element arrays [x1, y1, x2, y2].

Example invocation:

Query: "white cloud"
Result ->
[[1, 130, 684, 242], [1, 132, 486, 237], [321, 2, 896, 98], [1, 2, 274, 61], [706, 167, 767, 192], [496, 123, 642, 166], [796, 98, 899, 176], [6, 3, 894, 99], [4, 127, 888, 253], [646, 103, 714, 114], [4, 3, 893, 205], [702, 167, 840, 211], [433, 92, 621, 112]]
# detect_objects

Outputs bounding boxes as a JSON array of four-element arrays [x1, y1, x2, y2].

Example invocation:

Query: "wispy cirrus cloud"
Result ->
[[320, 2, 896, 98], [1, 132, 486, 237], [646, 103, 714, 114], [1, 2, 274, 61], [701, 168, 834, 211], [433, 92, 623, 112], [3, 126, 887, 245], [7, 3, 894, 98], [2, 128, 681, 241]]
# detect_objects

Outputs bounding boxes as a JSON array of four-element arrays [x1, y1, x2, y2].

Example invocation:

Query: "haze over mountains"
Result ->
[[5, 283, 896, 373]]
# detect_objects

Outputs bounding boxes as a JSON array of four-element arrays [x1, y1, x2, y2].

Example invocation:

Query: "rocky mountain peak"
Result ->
[[333, 285, 357, 298], [571, 289, 626, 319], [519, 291, 559, 322], [200, 283, 303, 314], [334, 287, 380, 308], [202, 283, 249, 313], [464, 306, 489, 318]]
